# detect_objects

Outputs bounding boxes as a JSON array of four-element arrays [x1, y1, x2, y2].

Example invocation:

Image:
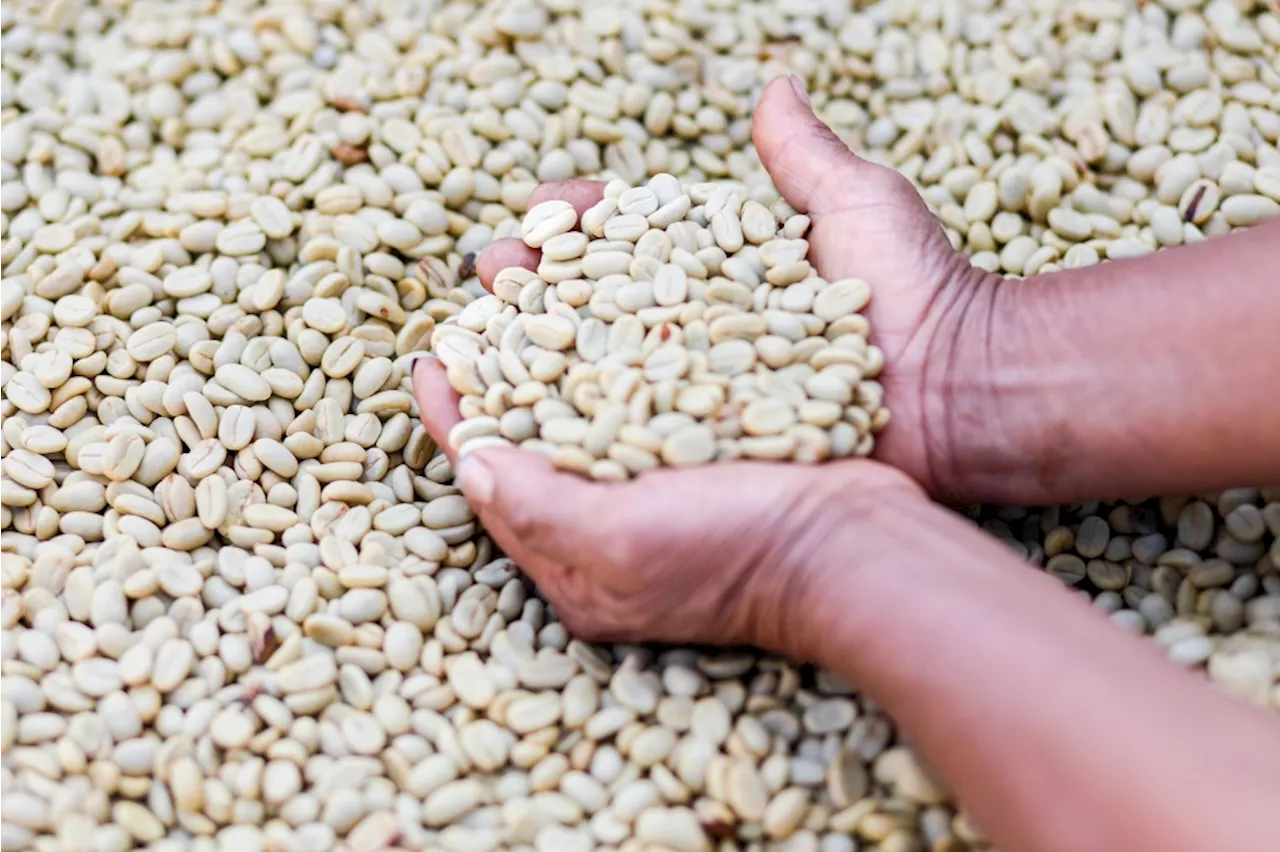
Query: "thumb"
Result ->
[[752, 76, 878, 216]]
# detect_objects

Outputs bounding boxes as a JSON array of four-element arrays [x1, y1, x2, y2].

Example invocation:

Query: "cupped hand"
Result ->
[[412, 357, 922, 656], [477, 76, 997, 500]]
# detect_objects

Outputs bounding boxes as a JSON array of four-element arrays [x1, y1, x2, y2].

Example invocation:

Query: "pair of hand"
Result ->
[[413, 76, 993, 659]]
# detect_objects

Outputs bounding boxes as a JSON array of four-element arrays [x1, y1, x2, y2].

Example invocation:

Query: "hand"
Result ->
[[475, 76, 999, 500], [412, 357, 922, 656]]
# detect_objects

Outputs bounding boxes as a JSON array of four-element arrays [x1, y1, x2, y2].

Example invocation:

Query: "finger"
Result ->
[[408, 358, 576, 601], [476, 238, 538, 292], [411, 354, 650, 565], [452, 442, 912, 561], [454, 446, 623, 562], [529, 180, 607, 216], [476, 181, 608, 292], [412, 357, 463, 460], [409, 358, 539, 551], [752, 76, 869, 216], [608, 460, 912, 546]]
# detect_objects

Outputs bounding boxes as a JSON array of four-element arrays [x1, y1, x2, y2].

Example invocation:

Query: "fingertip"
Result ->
[[458, 446, 540, 516], [455, 451, 496, 507], [529, 180, 607, 216], [470, 445, 615, 509], [410, 352, 448, 402], [766, 74, 805, 106], [409, 352, 435, 393], [477, 239, 539, 292], [469, 444, 558, 485], [752, 76, 861, 216], [478, 179, 608, 292], [752, 76, 808, 152], [460, 445, 616, 564]]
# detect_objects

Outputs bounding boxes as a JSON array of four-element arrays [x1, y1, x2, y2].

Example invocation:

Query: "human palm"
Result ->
[[412, 76, 986, 650], [474, 76, 988, 497], [413, 360, 921, 656]]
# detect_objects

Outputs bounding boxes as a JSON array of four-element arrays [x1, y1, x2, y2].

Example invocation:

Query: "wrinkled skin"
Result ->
[[415, 359, 922, 657], [413, 76, 980, 654]]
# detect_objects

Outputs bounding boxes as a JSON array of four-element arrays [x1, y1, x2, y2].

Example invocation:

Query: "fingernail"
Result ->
[[411, 353, 436, 376], [788, 75, 811, 107], [456, 454, 495, 507]]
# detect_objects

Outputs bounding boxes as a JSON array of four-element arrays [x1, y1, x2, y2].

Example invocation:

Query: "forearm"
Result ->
[[804, 495, 1280, 852], [941, 219, 1280, 504]]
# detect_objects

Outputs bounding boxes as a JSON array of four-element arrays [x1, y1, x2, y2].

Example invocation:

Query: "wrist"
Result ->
[[916, 266, 1083, 505], [770, 474, 937, 666], [788, 482, 1089, 685]]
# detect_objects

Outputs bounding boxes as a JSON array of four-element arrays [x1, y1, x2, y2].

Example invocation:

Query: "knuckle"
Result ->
[[811, 122, 850, 157], [871, 164, 923, 204], [556, 608, 609, 643]]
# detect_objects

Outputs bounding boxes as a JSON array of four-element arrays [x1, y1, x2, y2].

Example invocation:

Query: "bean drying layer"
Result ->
[[2, 1, 1280, 851]]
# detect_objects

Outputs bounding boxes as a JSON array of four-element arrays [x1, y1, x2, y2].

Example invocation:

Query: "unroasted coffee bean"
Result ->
[[1046, 554, 1088, 585], [1177, 502, 1215, 551], [4, 2, 1279, 850], [1075, 516, 1111, 559], [436, 174, 885, 478]]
